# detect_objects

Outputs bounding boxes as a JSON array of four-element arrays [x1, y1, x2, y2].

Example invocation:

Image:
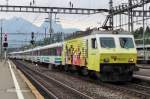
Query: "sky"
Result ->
[[1, 0, 149, 48], [0, 0, 147, 31], [0, 0, 127, 30]]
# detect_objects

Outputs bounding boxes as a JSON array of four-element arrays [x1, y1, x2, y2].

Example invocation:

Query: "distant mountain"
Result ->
[[3, 17, 41, 33], [1, 17, 79, 48], [40, 20, 80, 33]]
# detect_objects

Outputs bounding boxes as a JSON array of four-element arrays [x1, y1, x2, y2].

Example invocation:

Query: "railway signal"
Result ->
[[3, 33, 8, 48], [3, 33, 8, 60], [30, 40, 35, 45], [31, 32, 34, 39], [3, 43, 8, 48], [31, 32, 35, 45], [4, 33, 7, 41]]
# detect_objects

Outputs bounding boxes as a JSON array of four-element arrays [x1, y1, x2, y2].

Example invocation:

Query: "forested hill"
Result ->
[[133, 26, 150, 45], [133, 26, 150, 39]]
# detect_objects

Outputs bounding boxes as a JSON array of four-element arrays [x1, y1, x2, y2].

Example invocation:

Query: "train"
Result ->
[[136, 44, 150, 63], [9, 29, 137, 82]]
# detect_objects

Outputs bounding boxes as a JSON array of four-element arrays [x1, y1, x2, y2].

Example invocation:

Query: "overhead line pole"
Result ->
[[103, 0, 150, 30], [128, 0, 131, 32], [109, 0, 113, 30], [142, 0, 145, 63], [44, 27, 47, 39], [49, 13, 52, 44]]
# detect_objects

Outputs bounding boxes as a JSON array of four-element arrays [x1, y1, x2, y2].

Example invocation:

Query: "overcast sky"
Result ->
[[0, 0, 144, 30]]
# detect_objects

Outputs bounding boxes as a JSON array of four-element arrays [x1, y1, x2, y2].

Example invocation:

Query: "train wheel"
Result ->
[[59, 65, 64, 71], [81, 68, 88, 76], [90, 71, 100, 80], [48, 64, 53, 70], [69, 65, 77, 73], [64, 65, 69, 72]]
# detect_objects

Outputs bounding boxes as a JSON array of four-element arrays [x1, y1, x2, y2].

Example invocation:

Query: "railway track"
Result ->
[[101, 83, 150, 99], [12, 60, 150, 99], [62, 71, 150, 99], [71, 76, 150, 99], [13, 60, 94, 99], [124, 83, 150, 98]]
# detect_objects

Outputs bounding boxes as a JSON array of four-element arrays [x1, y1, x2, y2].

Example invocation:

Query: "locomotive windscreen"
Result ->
[[100, 37, 115, 48]]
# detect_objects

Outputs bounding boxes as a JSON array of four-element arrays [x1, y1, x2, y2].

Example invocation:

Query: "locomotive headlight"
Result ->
[[104, 58, 109, 63], [128, 58, 134, 63]]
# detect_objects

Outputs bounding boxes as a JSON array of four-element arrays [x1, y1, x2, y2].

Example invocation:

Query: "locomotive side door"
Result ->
[[87, 37, 99, 71]]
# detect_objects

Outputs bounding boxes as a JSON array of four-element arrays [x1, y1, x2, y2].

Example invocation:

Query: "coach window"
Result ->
[[54, 48, 57, 56], [49, 49, 51, 55], [42, 50, 44, 56], [91, 38, 97, 49], [41, 50, 44, 56], [50, 48, 54, 56], [39, 50, 42, 56], [36, 51, 38, 56], [47, 48, 50, 55], [33, 51, 35, 56], [57, 47, 61, 56], [45, 49, 48, 56], [53, 48, 57, 56]]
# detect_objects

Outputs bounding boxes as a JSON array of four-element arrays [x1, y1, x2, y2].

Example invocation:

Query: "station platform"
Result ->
[[0, 60, 42, 99], [136, 64, 150, 69], [134, 65, 150, 81]]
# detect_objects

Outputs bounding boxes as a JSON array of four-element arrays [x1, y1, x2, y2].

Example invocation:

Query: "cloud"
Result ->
[[1, 0, 133, 30]]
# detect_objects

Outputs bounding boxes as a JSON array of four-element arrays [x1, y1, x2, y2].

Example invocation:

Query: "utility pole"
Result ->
[[119, 14, 121, 29], [45, 13, 53, 44], [55, 13, 60, 23], [49, 13, 53, 44], [109, 0, 113, 30], [61, 32, 64, 42], [44, 27, 47, 39], [1, 20, 2, 61], [6, 0, 9, 6], [128, 0, 133, 32]]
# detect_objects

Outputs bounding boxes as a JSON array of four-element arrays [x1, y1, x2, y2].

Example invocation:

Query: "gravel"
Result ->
[[18, 60, 140, 99]]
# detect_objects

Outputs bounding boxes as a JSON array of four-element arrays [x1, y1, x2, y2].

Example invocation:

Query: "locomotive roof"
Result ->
[[65, 29, 132, 40]]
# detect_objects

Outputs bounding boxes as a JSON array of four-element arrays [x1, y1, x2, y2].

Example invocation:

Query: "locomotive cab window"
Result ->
[[100, 37, 115, 48], [119, 37, 134, 48], [91, 38, 97, 49]]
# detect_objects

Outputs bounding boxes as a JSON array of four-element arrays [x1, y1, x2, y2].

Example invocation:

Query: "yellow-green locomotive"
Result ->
[[62, 30, 137, 81]]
